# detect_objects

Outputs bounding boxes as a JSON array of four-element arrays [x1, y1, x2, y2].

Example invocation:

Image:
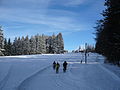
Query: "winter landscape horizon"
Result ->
[[0, 0, 120, 90]]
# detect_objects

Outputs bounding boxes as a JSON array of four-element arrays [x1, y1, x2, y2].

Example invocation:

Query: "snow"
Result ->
[[0, 53, 120, 90]]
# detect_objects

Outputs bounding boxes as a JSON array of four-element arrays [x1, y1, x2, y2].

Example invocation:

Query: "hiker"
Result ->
[[81, 60, 82, 64], [53, 61, 56, 70], [63, 61, 68, 72], [56, 62, 60, 73]]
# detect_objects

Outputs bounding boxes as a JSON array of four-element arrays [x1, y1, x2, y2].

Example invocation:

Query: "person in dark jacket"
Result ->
[[81, 60, 82, 64], [56, 62, 60, 73], [63, 61, 68, 72], [53, 61, 56, 70]]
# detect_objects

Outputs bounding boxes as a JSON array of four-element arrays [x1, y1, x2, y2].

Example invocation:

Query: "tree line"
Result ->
[[4, 33, 64, 56], [95, 0, 120, 65]]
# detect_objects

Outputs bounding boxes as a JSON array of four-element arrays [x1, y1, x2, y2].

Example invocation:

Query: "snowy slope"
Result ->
[[0, 53, 120, 90]]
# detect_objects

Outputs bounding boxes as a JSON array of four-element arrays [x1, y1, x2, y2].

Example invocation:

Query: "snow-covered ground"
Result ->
[[0, 53, 120, 90]]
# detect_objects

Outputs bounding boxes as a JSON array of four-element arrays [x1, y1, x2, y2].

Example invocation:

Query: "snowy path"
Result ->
[[0, 53, 120, 90], [68, 63, 120, 90], [18, 63, 120, 90], [17, 65, 79, 90], [0, 64, 12, 90]]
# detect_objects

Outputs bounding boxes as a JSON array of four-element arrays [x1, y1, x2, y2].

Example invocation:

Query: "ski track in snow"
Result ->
[[17, 65, 52, 90], [0, 65, 12, 90], [68, 63, 120, 90], [59, 65, 80, 90], [99, 64, 120, 81], [18, 66, 79, 90], [17, 55, 80, 90]]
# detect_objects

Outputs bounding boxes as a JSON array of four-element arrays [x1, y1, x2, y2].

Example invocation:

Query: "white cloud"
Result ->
[[51, 0, 88, 7], [63, 0, 86, 6], [0, 7, 86, 32], [0, 0, 51, 9], [0, 0, 94, 34]]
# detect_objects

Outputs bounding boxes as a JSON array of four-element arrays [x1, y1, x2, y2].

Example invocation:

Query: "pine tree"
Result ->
[[38, 35, 43, 54], [4, 38, 12, 56], [35, 34, 41, 54], [30, 36, 36, 54], [56, 33, 64, 54], [95, 0, 120, 65], [4, 33, 65, 55], [24, 35, 30, 55], [16, 37, 22, 55], [12, 37, 18, 55], [7, 38, 12, 56], [46, 36, 54, 53], [21, 36, 25, 55], [0, 27, 4, 56], [41, 34, 46, 53], [52, 34, 57, 54], [4, 38, 8, 55]]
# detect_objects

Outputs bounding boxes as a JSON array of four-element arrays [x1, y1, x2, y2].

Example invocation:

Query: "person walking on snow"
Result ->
[[56, 62, 60, 73], [81, 60, 82, 64], [53, 61, 56, 70], [63, 61, 68, 72]]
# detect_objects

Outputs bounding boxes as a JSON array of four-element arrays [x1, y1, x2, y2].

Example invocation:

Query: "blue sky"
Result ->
[[0, 0, 105, 51]]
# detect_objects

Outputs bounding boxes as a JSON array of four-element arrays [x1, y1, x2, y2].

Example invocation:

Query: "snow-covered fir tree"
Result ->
[[40, 34, 46, 53], [0, 27, 4, 56], [21, 36, 25, 54], [4, 33, 64, 56], [24, 35, 30, 55], [51, 34, 58, 54], [35, 34, 40, 54], [46, 36, 52, 53], [56, 33, 64, 54], [29, 36, 36, 54], [16, 37, 22, 55], [45, 33, 64, 54], [7, 38, 12, 56], [11, 37, 18, 55]]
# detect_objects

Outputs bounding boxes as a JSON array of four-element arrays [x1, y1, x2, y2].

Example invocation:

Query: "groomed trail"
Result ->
[[0, 64, 12, 90], [0, 53, 120, 90], [17, 63, 120, 90]]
